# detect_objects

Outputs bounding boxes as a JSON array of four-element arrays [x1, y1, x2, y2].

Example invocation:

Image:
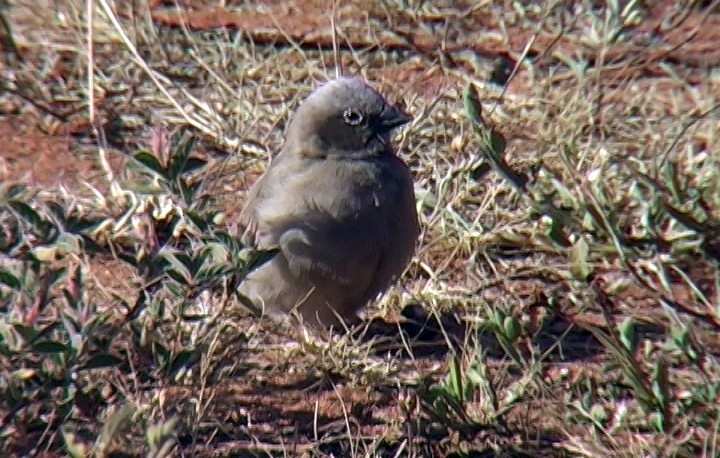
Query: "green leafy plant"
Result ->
[[0, 128, 260, 454]]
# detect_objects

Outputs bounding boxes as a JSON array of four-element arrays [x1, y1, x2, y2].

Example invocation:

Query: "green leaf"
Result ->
[[80, 353, 123, 370], [470, 160, 492, 182], [487, 129, 507, 160], [0, 182, 28, 202], [175, 179, 198, 205], [168, 349, 198, 377], [463, 83, 484, 127], [181, 157, 207, 175], [447, 354, 464, 404], [53, 232, 81, 255], [12, 368, 37, 380], [0, 269, 21, 289], [618, 317, 637, 353], [650, 412, 664, 432], [133, 151, 167, 177], [12, 324, 40, 342], [589, 403, 607, 423], [97, 403, 138, 454], [503, 316, 521, 342], [63, 429, 89, 458], [547, 217, 572, 247], [32, 340, 69, 353], [167, 133, 197, 180], [9, 200, 48, 232], [146, 417, 178, 448], [185, 210, 209, 232], [157, 250, 194, 284], [652, 357, 670, 415], [31, 245, 58, 261], [569, 236, 591, 281], [246, 247, 280, 272], [44, 201, 67, 221]]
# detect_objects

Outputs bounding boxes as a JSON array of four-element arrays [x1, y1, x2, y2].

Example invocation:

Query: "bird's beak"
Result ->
[[375, 105, 413, 133]]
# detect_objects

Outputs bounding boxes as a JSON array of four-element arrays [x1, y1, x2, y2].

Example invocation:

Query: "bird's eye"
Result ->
[[342, 108, 364, 126]]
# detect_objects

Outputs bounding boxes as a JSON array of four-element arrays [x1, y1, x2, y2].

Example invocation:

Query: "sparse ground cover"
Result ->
[[1, 0, 719, 456]]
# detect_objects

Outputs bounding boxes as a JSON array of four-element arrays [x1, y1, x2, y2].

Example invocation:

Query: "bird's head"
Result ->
[[284, 77, 412, 159]]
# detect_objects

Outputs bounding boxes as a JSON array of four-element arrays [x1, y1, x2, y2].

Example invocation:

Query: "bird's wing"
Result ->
[[238, 169, 283, 250], [240, 157, 390, 296], [277, 225, 380, 288]]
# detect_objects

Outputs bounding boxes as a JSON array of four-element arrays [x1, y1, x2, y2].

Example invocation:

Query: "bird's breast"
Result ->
[[313, 158, 406, 217]]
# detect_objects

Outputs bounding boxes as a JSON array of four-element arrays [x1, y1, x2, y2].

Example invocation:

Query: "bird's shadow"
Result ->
[[353, 303, 667, 363]]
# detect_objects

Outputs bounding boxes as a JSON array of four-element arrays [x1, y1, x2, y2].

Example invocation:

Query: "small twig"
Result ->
[[489, 0, 564, 118], [96, 0, 227, 147], [330, 0, 342, 78], [86, 0, 114, 183], [86, 0, 95, 127]]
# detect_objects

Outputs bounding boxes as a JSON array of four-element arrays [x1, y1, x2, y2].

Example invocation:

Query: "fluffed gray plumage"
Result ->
[[238, 77, 419, 329]]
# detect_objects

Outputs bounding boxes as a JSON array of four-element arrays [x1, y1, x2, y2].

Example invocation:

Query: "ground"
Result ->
[[1, 1, 720, 457]]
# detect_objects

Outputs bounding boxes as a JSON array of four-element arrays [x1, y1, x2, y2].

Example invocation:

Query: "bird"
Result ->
[[237, 76, 419, 330]]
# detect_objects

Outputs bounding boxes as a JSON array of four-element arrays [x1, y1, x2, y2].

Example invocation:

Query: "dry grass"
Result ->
[[1, 0, 720, 456]]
